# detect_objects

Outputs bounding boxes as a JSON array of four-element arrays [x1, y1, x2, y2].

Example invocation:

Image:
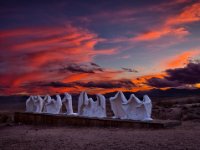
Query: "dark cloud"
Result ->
[[166, 62, 200, 84], [76, 79, 135, 89], [121, 67, 138, 73], [30, 79, 136, 89], [21, 81, 73, 89], [90, 62, 101, 67], [147, 77, 182, 88], [42, 82, 73, 88], [146, 62, 200, 88], [59, 63, 103, 73]]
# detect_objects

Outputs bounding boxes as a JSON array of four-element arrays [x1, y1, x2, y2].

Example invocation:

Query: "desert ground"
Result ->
[[0, 95, 200, 150], [0, 121, 200, 150]]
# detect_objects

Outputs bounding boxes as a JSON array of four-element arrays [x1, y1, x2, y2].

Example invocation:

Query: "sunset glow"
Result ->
[[0, 0, 200, 95]]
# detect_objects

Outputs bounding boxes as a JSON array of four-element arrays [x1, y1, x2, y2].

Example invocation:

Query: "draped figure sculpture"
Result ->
[[94, 94, 106, 118], [43, 94, 62, 114], [109, 91, 127, 119], [62, 92, 74, 115], [110, 91, 153, 121], [26, 96, 35, 112], [78, 91, 88, 116], [42, 94, 51, 113], [25, 91, 152, 121], [78, 91, 107, 118], [26, 95, 44, 113], [142, 95, 153, 120], [122, 94, 150, 120]]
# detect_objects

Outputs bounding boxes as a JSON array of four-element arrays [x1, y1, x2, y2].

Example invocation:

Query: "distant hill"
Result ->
[[0, 88, 200, 104], [0, 95, 29, 104], [104, 88, 200, 101]]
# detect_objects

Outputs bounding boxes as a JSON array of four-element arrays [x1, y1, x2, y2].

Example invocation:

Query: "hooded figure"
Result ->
[[42, 94, 51, 113], [43, 94, 62, 114], [78, 91, 89, 116], [78, 92, 107, 118], [123, 94, 146, 120], [142, 95, 153, 120], [62, 93, 74, 115], [94, 94, 106, 118], [109, 91, 127, 119], [26, 96, 35, 112], [110, 91, 153, 121], [26, 95, 44, 113]]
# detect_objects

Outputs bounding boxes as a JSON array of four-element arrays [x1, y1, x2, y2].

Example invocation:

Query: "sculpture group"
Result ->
[[26, 91, 152, 121]]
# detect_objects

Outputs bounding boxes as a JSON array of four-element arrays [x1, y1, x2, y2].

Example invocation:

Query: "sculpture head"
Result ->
[[45, 95, 51, 103], [88, 98, 93, 106], [32, 95, 39, 103], [143, 95, 151, 103], [118, 91, 127, 103], [56, 94, 61, 98], [64, 93, 72, 100], [96, 94, 103, 105], [33, 95, 38, 99]]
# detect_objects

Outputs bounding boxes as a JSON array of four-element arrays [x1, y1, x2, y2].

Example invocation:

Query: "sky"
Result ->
[[0, 0, 200, 95]]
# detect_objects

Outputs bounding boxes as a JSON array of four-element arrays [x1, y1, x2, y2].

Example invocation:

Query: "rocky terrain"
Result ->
[[0, 121, 200, 150]]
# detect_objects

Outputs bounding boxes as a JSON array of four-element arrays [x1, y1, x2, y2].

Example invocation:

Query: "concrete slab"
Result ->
[[14, 112, 181, 129]]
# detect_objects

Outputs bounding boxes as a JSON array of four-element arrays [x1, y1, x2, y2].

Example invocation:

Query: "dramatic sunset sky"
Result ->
[[0, 0, 200, 95]]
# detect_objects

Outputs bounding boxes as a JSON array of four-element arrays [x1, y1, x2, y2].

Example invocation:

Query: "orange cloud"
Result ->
[[86, 87, 126, 95], [133, 27, 189, 41], [195, 83, 200, 88], [133, 2, 199, 41], [12, 72, 49, 87], [133, 28, 170, 41], [166, 3, 200, 25], [164, 50, 200, 69], [62, 73, 89, 83], [131, 73, 166, 91]]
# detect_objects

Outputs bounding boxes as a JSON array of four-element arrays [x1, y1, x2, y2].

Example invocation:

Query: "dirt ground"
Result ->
[[0, 121, 200, 150]]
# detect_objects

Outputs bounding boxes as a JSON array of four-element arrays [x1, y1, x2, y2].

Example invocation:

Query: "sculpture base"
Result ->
[[14, 112, 181, 129]]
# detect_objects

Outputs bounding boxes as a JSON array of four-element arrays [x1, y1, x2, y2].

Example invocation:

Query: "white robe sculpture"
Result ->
[[95, 94, 106, 118], [78, 92, 106, 118], [110, 91, 153, 121], [26, 96, 35, 112], [142, 95, 153, 120], [26, 95, 44, 113], [25, 91, 152, 121], [62, 93, 74, 115], [109, 91, 128, 119], [43, 94, 62, 114], [42, 95, 51, 113], [78, 91, 88, 116]]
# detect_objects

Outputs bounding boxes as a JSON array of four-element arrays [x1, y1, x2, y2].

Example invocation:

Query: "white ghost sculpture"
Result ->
[[62, 93, 74, 115], [43, 94, 62, 114], [109, 91, 128, 119], [110, 91, 153, 121], [78, 92, 107, 118], [123, 94, 147, 120], [26, 96, 35, 112], [42, 95, 51, 113], [26, 95, 44, 113], [94, 94, 107, 118], [78, 91, 89, 116], [142, 95, 153, 121]]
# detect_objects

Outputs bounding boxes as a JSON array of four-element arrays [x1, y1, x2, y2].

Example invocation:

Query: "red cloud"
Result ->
[[162, 50, 200, 69], [133, 27, 189, 41], [0, 25, 118, 95], [133, 2, 199, 41], [166, 3, 200, 25]]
